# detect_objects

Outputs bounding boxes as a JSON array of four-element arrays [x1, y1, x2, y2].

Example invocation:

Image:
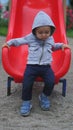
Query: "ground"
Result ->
[[0, 36, 73, 130]]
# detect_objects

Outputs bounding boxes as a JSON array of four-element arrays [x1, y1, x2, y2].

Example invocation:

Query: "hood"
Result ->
[[32, 11, 56, 35]]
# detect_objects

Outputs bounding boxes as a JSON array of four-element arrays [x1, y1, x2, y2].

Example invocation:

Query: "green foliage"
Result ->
[[66, 7, 73, 30], [0, 18, 8, 27], [0, 18, 8, 36], [0, 26, 8, 36], [67, 29, 73, 38], [70, 0, 73, 8]]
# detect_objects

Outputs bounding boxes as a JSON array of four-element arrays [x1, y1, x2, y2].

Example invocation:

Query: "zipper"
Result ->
[[39, 42, 44, 64]]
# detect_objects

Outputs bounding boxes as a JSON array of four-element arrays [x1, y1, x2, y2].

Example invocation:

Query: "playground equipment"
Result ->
[[2, 0, 71, 96]]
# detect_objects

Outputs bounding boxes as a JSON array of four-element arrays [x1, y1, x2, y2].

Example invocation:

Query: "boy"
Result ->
[[3, 11, 69, 116]]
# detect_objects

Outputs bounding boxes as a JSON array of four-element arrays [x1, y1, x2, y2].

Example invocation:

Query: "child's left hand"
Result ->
[[62, 44, 70, 51]]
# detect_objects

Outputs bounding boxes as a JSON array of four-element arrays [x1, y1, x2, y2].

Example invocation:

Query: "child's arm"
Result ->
[[61, 44, 70, 51], [2, 34, 31, 48], [2, 37, 27, 48], [49, 36, 70, 51], [52, 43, 70, 51], [48, 37, 70, 51]]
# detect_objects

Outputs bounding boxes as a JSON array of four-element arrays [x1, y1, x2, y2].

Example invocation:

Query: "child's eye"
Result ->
[[38, 32, 43, 34], [45, 31, 51, 34], [38, 31, 50, 34], [45, 31, 49, 34]]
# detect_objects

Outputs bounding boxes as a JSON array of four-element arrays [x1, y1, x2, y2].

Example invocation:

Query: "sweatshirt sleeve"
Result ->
[[52, 42, 63, 51], [48, 36, 63, 51], [7, 34, 31, 46]]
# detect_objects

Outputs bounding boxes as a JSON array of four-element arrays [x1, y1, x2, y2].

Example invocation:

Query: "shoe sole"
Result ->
[[39, 104, 50, 111], [21, 111, 30, 117]]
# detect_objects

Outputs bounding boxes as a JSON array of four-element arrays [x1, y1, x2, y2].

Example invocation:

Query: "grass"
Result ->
[[0, 26, 8, 36], [66, 29, 73, 38]]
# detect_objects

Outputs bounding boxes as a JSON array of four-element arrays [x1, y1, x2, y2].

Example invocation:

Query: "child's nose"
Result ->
[[42, 33, 46, 36]]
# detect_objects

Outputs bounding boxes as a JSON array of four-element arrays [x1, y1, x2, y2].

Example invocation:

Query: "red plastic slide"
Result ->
[[2, 0, 71, 87]]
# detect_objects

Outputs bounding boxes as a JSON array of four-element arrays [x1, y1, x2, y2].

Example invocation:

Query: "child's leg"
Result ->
[[22, 65, 38, 101], [42, 66, 55, 96], [21, 65, 38, 116], [39, 65, 55, 110]]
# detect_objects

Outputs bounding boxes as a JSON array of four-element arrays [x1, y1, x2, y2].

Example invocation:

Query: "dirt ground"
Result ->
[[0, 36, 73, 130]]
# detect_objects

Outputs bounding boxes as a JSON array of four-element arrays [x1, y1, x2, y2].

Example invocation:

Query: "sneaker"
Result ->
[[20, 101, 32, 116], [39, 93, 50, 111]]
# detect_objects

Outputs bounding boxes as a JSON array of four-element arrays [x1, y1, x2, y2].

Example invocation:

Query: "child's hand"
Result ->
[[2, 43, 10, 48], [62, 44, 70, 51]]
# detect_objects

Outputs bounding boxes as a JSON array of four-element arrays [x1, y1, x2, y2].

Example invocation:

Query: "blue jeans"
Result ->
[[22, 64, 55, 100]]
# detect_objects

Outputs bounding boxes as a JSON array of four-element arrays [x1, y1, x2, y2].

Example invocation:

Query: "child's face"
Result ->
[[35, 26, 51, 40]]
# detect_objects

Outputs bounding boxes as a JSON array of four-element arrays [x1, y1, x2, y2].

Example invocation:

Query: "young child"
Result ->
[[3, 11, 69, 116]]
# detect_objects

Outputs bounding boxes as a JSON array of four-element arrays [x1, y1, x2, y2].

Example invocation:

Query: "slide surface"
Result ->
[[2, 0, 71, 83]]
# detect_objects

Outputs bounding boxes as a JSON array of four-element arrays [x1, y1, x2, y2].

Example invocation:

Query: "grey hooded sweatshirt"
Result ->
[[7, 11, 63, 65]]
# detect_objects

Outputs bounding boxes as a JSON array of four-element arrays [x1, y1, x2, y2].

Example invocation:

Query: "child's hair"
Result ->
[[32, 26, 55, 36]]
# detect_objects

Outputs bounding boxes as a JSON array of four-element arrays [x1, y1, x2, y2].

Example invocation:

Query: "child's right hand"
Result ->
[[2, 43, 10, 48]]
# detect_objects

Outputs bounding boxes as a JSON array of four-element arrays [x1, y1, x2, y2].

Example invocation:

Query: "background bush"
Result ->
[[66, 7, 73, 30]]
